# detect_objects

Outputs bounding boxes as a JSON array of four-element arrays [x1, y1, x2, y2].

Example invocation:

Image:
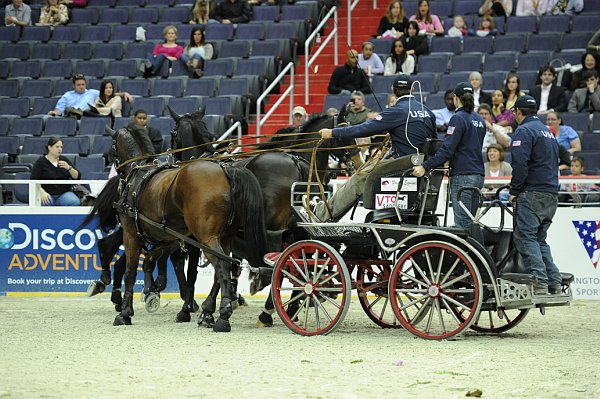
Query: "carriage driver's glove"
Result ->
[[319, 129, 333, 139], [412, 165, 426, 177]]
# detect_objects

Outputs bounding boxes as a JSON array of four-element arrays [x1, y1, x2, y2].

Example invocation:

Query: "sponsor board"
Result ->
[[375, 194, 408, 210], [0, 214, 179, 293], [380, 177, 417, 192]]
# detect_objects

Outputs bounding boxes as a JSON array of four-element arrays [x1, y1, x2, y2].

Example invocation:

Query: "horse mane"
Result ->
[[114, 124, 156, 165], [172, 110, 217, 160]]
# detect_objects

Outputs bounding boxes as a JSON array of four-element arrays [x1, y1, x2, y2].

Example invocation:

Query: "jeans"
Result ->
[[450, 174, 484, 243], [146, 53, 168, 74], [179, 53, 203, 64], [46, 191, 80, 206], [513, 191, 562, 289]]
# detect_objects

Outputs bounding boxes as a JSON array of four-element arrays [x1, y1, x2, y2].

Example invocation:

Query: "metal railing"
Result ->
[[217, 120, 243, 153], [305, 5, 338, 104], [255, 61, 295, 143]]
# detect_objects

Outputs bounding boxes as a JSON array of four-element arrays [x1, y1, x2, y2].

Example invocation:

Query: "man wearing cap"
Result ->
[[413, 82, 486, 243], [327, 50, 372, 95], [292, 106, 308, 127], [312, 74, 436, 222], [508, 95, 562, 296]]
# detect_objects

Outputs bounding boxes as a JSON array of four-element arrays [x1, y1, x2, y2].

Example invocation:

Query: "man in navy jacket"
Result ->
[[508, 95, 562, 296]]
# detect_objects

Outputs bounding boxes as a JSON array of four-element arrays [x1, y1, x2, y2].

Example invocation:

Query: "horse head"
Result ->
[[168, 105, 216, 161], [112, 123, 156, 175]]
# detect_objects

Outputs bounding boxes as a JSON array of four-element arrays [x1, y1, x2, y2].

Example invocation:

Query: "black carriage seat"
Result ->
[[485, 229, 574, 288], [363, 139, 444, 225]]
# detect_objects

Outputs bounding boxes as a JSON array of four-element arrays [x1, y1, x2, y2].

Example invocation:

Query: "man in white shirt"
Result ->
[[432, 90, 455, 133], [4, 0, 31, 26], [478, 103, 511, 151], [529, 65, 568, 114]]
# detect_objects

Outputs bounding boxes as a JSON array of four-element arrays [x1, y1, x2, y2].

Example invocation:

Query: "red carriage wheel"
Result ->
[[356, 263, 402, 328], [388, 240, 482, 340], [271, 240, 351, 336]]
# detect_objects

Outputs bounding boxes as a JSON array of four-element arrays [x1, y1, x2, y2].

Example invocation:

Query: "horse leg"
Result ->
[[197, 274, 219, 328], [212, 255, 235, 333], [257, 293, 275, 328], [113, 231, 142, 326], [111, 254, 126, 312], [87, 230, 123, 297], [170, 246, 188, 302], [142, 247, 165, 313], [176, 245, 200, 323], [155, 252, 169, 292], [230, 258, 247, 307]]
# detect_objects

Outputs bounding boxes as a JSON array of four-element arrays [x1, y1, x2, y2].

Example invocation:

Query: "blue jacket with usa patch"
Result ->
[[331, 95, 437, 156], [509, 114, 559, 196], [421, 108, 486, 176]]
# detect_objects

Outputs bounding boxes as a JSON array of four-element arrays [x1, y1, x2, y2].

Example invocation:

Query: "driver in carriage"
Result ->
[[314, 74, 437, 222]]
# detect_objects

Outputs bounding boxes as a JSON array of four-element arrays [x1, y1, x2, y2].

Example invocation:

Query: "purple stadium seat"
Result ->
[[30, 43, 61, 60], [0, 43, 30, 60]]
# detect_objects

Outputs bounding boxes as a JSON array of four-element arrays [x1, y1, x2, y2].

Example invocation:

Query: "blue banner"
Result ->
[[0, 214, 178, 294]]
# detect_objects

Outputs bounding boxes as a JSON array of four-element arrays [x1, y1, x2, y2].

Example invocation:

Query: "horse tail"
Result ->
[[77, 176, 120, 232], [225, 167, 268, 268]]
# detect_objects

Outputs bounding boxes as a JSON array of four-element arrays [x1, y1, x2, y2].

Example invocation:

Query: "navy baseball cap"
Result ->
[[512, 95, 537, 110], [452, 82, 474, 96], [392, 74, 413, 90]]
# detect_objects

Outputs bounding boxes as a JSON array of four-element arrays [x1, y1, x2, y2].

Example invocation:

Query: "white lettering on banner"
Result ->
[[375, 194, 408, 210], [380, 177, 417, 192], [9, 223, 103, 251]]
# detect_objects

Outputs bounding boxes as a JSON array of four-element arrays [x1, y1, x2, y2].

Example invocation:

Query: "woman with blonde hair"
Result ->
[[38, 0, 69, 27], [140, 25, 184, 78], [376, 0, 409, 38]]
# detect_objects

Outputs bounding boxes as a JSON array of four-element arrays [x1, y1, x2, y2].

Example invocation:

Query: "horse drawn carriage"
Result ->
[[262, 149, 574, 340]]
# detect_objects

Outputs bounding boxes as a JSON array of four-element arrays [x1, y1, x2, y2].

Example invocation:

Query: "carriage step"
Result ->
[[264, 252, 281, 267]]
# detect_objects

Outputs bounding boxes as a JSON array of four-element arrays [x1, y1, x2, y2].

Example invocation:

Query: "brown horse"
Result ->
[[111, 124, 268, 332]]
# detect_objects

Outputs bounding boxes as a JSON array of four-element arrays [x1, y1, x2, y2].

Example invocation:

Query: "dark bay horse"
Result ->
[[107, 123, 269, 331], [169, 107, 351, 327]]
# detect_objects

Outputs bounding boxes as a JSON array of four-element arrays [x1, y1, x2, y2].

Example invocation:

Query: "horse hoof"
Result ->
[[114, 304, 122, 312], [197, 312, 215, 328], [231, 300, 239, 310], [192, 300, 200, 313], [86, 281, 105, 297], [238, 295, 248, 306], [113, 314, 132, 326], [257, 312, 273, 327], [213, 318, 231, 333], [176, 311, 191, 323], [144, 292, 160, 313]]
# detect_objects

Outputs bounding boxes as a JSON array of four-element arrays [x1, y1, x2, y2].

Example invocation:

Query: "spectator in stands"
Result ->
[[31, 137, 81, 206], [38, 0, 68, 27], [471, 15, 499, 37], [140, 25, 184, 78], [181, 27, 214, 75], [432, 90, 456, 133], [384, 39, 415, 76], [530, 65, 569, 114], [212, 0, 252, 24], [516, 0, 548, 16], [469, 71, 492, 108], [546, 111, 581, 154], [130, 109, 163, 154], [328, 50, 372, 95], [559, 156, 595, 206], [376, 0, 409, 38], [568, 69, 600, 113], [325, 107, 338, 116], [485, 143, 512, 176], [547, 0, 583, 15], [410, 0, 444, 36], [91, 80, 122, 118], [401, 21, 429, 59], [479, 103, 511, 151], [503, 72, 525, 110], [346, 91, 375, 125], [479, 0, 513, 17], [292, 106, 308, 127], [49, 74, 132, 117], [4, 0, 31, 26], [358, 41, 384, 76], [586, 29, 600, 53], [569, 51, 600, 92], [189, 0, 216, 24], [447, 15, 469, 38], [387, 93, 397, 108], [491, 89, 515, 130]]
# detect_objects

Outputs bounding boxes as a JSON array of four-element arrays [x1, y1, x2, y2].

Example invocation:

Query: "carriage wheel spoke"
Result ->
[[424, 249, 436, 284], [399, 270, 427, 287], [290, 256, 308, 281], [397, 293, 428, 312], [411, 296, 432, 324], [282, 291, 305, 308], [319, 271, 340, 286], [425, 297, 435, 333], [281, 268, 306, 287], [395, 288, 428, 294], [440, 292, 471, 312], [315, 295, 334, 322], [434, 298, 447, 335], [487, 311, 495, 328], [301, 297, 310, 329], [311, 296, 321, 330], [410, 257, 432, 285], [441, 296, 462, 324], [435, 249, 445, 284], [443, 288, 475, 294], [313, 257, 330, 283], [441, 272, 472, 289], [301, 249, 309, 278], [439, 257, 461, 286]]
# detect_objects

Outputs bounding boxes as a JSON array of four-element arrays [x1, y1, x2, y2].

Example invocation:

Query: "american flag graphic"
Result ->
[[572, 221, 600, 269]]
